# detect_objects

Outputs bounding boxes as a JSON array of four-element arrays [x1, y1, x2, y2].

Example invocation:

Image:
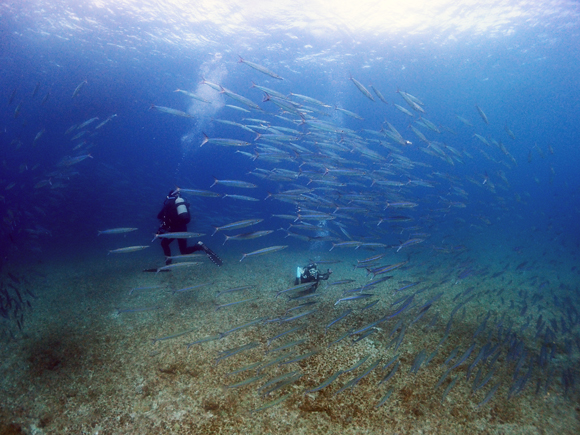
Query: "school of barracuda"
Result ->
[[120, 58, 575, 415], [3, 55, 576, 417]]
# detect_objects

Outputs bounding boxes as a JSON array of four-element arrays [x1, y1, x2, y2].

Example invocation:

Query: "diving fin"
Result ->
[[200, 243, 223, 267]]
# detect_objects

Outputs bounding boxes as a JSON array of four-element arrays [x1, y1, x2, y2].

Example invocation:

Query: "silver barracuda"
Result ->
[[239, 56, 283, 80], [149, 104, 193, 118], [240, 245, 288, 261], [349, 75, 375, 101]]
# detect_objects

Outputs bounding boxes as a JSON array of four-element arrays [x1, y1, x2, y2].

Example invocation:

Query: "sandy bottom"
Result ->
[[1, 242, 579, 435]]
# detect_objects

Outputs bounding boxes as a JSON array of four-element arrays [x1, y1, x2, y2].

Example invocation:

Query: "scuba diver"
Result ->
[[156, 189, 222, 266], [294, 262, 332, 293]]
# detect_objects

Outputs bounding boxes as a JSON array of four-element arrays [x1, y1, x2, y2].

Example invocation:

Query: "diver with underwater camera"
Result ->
[[294, 262, 332, 294], [154, 189, 222, 267]]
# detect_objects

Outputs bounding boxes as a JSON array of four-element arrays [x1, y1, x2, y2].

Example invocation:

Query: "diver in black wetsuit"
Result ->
[[294, 262, 332, 293], [156, 190, 222, 266]]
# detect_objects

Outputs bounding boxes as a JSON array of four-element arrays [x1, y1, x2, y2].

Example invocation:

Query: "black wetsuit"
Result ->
[[157, 197, 203, 260]]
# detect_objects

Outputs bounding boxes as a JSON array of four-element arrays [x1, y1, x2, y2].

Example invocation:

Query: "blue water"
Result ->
[[1, 1, 580, 432]]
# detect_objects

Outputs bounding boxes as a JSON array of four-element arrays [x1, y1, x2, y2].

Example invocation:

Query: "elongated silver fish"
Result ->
[[33, 128, 46, 146], [335, 106, 364, 120], [174, 187, 221, 197], [72, 79, 87, 98], [108, 245, 149, 254], [398, 90, 425, 113], [475, 104, 489, 124], [95, 114, 117, 129], [240, 245, 288, 261], [226, 374, 265, 389], [174, 89, 210, 103], [98, 227, 138, 236], [334, 294, 374, 305], [70, 131, 87, 141], [200, 77, 221, 91], [149, 104, 193, 118], [212, 219, 263, 235], [64, 124, 78, 135], [456, 115, 473, 126], [201, 133, 251, 147], [223, 230, 273, 245], [222, 194, 260, 201], [57, 154, 93, 167], [239, 56, 283, 80], [225, 104, 251, 113], [32, 82, 40, 98], [153, 232, 204, 240], [420, 117, 440, 133], [41, 91, 50, 105], [220, 86, 262, 110], [370, 85, 388, 104], [396, 238, 425, 252], [275, 282, 317, 298], [394, 104, 414, 117], [290, 93, 330, 107], [77, 117, 99, 130], [215, 297, 259, 311], [505, 125, 516, 139], [210, 177, 257, 188], [156, 261, 201, 274], [304, 370, 344, 395], [349, 75, 375, 101], [249, 393, 291, 414]]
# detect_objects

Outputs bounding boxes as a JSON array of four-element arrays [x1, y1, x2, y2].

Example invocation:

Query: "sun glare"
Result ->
[[87, 0, 560, 38]]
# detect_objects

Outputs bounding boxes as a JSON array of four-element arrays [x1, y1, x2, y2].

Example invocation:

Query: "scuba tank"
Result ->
[[175, 197, 190, 223], [295, 266, 302, 285]]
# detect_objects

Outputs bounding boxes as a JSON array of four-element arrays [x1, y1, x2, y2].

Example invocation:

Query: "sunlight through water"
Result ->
[[5, 0, 579, 50]]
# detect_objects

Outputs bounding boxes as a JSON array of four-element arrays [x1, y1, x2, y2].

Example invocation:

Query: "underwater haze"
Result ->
[[1, 0, 580, 433]]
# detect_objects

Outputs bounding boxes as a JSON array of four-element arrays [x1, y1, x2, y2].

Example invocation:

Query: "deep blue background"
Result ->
[[1, 5, 579, 263]]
